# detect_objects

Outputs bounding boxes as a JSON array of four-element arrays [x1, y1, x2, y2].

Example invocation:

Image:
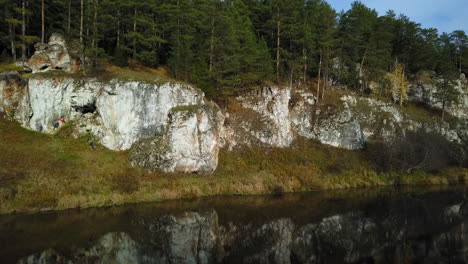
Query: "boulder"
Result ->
[[27, 33, 80, 73]]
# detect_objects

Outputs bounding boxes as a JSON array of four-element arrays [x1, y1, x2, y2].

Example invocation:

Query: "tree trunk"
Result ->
[[303, 47, 307, 83], [176, 0, 181, 78], [9, 24, 16, 61], [92, 0, 97, 49], [68, 0, 71, 36], [116, 10, 120, 48], [26, 0, 30, 57], [132, 7, 137, 66], [322, 49, 329, 99], [442, 100, 446, 121], [209, 16, 215, 74], [80, 0, 84, 44], [41, 0, 45, 43], [360, 48, 367, 91], [86, 0, 90, 39], [317, 50, 322, 103], [276, 7, 280, 82], [92, 0, 98, 67], [460, 53, 463, 75], [21, 0, 26, 60]]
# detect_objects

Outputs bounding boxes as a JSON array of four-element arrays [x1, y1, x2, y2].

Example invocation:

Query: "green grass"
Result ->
[[0, 118, 465, 215], [403, 102, 439, 123], [0, 63, 23, 73]]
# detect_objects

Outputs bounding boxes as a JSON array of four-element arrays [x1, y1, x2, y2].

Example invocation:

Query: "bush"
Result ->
[[366, 130, 463, 173]]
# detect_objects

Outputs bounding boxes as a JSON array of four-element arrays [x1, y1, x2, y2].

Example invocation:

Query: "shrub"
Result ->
[[366, 130, 463, 173]]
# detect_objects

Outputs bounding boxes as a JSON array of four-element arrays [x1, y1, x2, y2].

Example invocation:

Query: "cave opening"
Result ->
[[74, 102, 97, 115]]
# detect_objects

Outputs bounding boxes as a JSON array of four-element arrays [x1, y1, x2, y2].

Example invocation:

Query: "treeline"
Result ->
[[0, 0, 467, 96]]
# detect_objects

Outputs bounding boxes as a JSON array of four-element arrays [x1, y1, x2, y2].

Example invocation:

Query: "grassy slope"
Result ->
[[1, 117, 466, 215]]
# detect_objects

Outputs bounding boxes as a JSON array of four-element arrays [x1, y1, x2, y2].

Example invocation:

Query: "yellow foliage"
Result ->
[[393, 63, 409, 106]]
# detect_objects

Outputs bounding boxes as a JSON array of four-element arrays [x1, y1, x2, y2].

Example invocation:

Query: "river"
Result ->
[[1, 186, 468, 263]]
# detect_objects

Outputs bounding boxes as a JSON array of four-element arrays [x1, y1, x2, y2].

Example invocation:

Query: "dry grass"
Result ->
[[0, 118, 465, 215], [86, 64, 177, 85], [403, 102, 441, 123], [26, 64, 177, 86]]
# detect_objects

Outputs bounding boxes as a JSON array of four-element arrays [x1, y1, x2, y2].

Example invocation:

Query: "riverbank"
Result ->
[[0, 118, 467, 215]]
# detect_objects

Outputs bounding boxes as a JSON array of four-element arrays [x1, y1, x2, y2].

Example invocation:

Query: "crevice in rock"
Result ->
[[104, 90, 117, 96], [39, 65, 50, 71], [74, 101, 97, 114]]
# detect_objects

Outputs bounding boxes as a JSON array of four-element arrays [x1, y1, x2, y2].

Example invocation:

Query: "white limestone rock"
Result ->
[[96, 81, 203, 151], [0, 72, 222, 173], [223, 86, 293, 148], [129, 104, 223, 173], [26, 77, 101, 133]]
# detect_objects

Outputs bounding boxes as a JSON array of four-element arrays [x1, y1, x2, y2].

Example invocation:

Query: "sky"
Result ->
[[327, 0, 468, 33]]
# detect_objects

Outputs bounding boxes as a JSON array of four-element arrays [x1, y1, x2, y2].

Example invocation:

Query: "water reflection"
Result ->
[[1, 186, 468, 263]]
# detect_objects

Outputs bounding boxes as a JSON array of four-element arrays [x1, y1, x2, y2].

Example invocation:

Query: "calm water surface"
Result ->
[[1, 186, 468, 263]]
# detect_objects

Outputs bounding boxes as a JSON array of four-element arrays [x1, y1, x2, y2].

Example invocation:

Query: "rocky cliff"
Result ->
[[0, 72, 225, 173], [223, 85, 466, 150], [1, 34, 467, 173]]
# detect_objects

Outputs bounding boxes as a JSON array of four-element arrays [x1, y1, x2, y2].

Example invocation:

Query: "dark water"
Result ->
[[2, 186, 468, 264]]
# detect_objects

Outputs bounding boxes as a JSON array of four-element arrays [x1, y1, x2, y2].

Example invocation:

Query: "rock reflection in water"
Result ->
[[2, 186, 468, 263]]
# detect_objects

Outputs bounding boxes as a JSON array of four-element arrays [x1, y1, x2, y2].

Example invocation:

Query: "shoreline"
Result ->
[[2, 179, 466, 215], [1, 118, 467, 216]]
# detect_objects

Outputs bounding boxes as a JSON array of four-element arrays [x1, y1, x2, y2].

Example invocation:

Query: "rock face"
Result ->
[[27, 33, 80, 73], [237, 87, 293, 147], [0, 71, 28, 119], [0, 71, 223, 173], [2, 69, 465, 173], [301, 95, 406, 149], [223, 86, 438, 150], [130, 104, 223, 173], [1, 39, 467, 171], [409, 73, 468, 120], [95, 81, 205, 150]]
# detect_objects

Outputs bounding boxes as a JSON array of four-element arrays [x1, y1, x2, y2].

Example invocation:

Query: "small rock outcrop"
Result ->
[[0, 71, 28, 119], [409, 72, 468, 120], [27, 33, 80, 73]]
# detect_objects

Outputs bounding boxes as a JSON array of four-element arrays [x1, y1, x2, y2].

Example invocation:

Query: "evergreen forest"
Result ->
[[0, 0, 467, 97]]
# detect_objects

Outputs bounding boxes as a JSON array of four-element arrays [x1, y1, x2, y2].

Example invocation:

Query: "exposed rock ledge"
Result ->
[[1, 34, 467, 173], [0, 71, 224, 173], [1, 71, 467, 173]]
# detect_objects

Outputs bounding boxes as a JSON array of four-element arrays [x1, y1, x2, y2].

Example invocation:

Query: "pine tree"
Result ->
[[434, 72, 460, 121], [338, 1, 378, 89]]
